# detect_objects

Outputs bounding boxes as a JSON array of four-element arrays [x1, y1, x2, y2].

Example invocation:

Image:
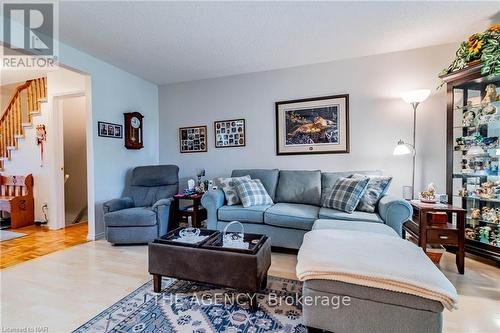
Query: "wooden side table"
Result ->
[[171, 193, 207, 230], [403, 200, 465, 274]]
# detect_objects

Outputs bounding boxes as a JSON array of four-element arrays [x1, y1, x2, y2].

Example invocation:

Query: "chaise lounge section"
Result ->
[[202, 168, 412, 249]]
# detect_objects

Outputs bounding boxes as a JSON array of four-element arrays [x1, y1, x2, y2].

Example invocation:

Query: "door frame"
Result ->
[[48, 75, 95, 239]]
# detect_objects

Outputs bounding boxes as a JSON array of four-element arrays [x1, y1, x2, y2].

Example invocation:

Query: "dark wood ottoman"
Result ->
[[148, 232, 271, 310]]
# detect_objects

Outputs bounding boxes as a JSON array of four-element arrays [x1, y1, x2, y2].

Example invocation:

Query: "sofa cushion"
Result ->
[[214, 175, 251, 205], [318, 207, 383, 223], [275, 170, 321, 206], [218, 204, 272, 224], [351, 174, 393, 213], [264, 203, 319, 230], [104, 207, 157, 227], [322, 177, 370, 213], [231, 169, 279, 201], [321, 170, 381, 203], [236, 179, 274, 207]]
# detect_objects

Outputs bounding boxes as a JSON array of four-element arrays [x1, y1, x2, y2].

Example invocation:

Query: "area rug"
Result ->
[[0, 230, 27, 241], [73, 276, 306, 333]]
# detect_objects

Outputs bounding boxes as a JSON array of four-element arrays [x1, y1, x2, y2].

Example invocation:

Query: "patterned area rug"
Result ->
[[73, 276, 306, 333], [0, 230, 27, 241]]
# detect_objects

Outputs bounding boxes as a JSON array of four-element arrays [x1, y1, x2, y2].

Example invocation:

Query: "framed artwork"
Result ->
[[214, 119, 246, 148], [98, 121, 123, 138], [179, 125, 208, 153], [275, 94, 349, 155]]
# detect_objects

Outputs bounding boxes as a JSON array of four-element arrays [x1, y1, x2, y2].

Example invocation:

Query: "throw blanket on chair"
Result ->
[[296, 229, 458, 310]]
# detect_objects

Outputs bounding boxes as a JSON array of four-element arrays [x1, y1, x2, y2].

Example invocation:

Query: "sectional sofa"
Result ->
[[201, 169, 412, 249]]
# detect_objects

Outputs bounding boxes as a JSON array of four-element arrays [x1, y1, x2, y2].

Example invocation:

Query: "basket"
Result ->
[[222, 221, 248, 249]]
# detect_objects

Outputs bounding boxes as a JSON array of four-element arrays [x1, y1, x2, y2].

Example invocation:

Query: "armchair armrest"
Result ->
[[201, 189, 225, 229], [103, 197, 134, 213], [152, 197, 174, 211], [153, 197, 174, 237], [378, 194, 412, 237]]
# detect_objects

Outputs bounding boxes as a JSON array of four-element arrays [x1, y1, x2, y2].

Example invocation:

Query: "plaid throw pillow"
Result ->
[[351, 174, 393, 213], [235, 179, 273, 208], [213, 175, 251, 205], [322, 177, 370, 213]]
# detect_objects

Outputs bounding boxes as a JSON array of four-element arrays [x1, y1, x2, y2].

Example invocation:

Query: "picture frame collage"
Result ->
[[214, 119, 245, 148], [179, 126, 208, 153], [179, 119, 246, 153], [98, 121, 123, 138]]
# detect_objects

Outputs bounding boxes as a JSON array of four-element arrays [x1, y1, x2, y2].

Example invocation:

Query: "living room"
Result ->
[[1, 1, 499, 333]]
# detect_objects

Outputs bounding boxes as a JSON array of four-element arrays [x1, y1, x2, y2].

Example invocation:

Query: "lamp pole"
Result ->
[[411, 102, 419, 199]]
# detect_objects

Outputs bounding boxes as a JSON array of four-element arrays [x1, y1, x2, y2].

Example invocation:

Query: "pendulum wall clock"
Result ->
[[124, 112, 144, 149]]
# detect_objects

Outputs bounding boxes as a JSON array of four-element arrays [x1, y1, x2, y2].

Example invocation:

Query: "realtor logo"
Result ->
[[3, 3, 54, 55]]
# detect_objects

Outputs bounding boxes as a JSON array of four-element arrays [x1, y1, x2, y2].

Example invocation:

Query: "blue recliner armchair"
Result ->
[[103, 165, 179, 244]]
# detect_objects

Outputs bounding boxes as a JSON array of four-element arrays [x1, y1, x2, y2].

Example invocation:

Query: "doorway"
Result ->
[[61, 96, 88, 226]]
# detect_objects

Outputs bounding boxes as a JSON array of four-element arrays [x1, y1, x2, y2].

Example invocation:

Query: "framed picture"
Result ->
[[179, 125, 208, 153], [214, 119, 246, 148], [98, 121, 123, 139], [275, 94, 349, 155]]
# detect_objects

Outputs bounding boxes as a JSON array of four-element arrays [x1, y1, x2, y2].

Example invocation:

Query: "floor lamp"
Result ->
[[393, 89, 431, 199]]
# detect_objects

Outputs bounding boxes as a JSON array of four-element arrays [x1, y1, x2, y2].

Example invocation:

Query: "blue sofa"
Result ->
[[201, 169, 412, 249]]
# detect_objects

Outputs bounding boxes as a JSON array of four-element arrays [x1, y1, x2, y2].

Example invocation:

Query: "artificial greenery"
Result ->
[[441, 24, 500, 78]]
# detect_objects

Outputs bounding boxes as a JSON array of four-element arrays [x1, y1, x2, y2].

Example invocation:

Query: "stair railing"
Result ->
[[0, 77, 47, 170]]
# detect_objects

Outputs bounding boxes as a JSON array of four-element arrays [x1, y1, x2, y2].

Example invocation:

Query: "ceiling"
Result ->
[[58, 1, 500, 85]]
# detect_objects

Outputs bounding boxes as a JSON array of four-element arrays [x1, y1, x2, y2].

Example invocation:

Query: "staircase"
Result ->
[[0, 77, 47, 171]]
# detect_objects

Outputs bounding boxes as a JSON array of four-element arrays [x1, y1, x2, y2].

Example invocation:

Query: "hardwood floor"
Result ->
[[0, 222, 88, 269], [0, 240, 498, 332]]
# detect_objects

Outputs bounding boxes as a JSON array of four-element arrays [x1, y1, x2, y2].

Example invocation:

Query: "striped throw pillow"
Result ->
[[235, 179, 273, 208], [322, 177, 370, 213]]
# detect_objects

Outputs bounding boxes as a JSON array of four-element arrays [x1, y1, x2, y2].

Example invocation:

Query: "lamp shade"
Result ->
[[393, 140, 414, 156], [401, 89, 431, 104]]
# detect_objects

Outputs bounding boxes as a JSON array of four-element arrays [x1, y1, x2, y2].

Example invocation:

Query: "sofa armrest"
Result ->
[[153, 198, 174, 236], [378, 195, 412, 237], [201, 189, 225, 229], [103, 197, 134, 213]]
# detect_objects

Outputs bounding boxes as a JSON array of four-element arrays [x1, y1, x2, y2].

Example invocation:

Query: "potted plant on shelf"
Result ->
[[440, 24, 500, 79]]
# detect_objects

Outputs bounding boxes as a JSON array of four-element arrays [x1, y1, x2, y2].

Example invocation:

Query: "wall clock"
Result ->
[[124, 112, 144, 149]]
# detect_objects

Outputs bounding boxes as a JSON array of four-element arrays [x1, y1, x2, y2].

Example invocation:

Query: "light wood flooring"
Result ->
[[0, 240, 499, 332], [0, 223, 88, 269]]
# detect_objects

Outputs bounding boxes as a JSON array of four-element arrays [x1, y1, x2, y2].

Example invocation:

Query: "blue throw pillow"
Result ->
[[351, 174, 393, 213], [322, 177, 370, 213], [235, 179, 273, 208]]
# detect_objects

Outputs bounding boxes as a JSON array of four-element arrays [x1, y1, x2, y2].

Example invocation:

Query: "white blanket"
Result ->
[[296, 229, 458, 310]]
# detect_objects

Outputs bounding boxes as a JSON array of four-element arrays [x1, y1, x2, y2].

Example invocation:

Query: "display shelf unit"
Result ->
[[441, 63, 500, 265]]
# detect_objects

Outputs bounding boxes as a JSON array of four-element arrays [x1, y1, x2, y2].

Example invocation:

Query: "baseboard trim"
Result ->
[[87, 231, 105, 241]]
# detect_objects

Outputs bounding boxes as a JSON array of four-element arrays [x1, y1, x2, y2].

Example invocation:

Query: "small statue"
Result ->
[[462, 111, 475, 127], [479, 226, 491, 244], [471, 208, 481, 219], [458, 187, 468, 197], [481, 84, 498, 107], [465, 228, 476, 240], [420, 183, 437, 201]]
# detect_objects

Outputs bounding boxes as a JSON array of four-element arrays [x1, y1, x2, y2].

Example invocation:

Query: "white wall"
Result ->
[[3, 69, 86, 221], [63, 96, 87, 224], [159, 44, 457, 197], [57, 43, 159, 239]]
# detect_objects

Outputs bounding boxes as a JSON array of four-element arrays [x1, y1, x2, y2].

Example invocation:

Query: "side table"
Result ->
[[403, 200, 465, 274], [171, 193, 207, 230]]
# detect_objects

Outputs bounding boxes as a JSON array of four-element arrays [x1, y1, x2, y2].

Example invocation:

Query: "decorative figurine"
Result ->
[[471, 208, 481, 219], [419, 183, 437, 202], [481, 83, 498, 107], [462, 110, 476, 127], [478, 226, 491, 244], [465, 228, 476, 240]]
